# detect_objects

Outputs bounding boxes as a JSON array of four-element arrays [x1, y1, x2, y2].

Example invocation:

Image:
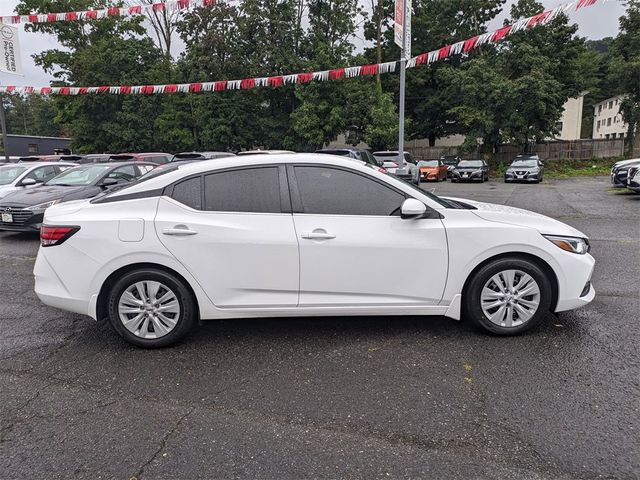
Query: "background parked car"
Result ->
[[505, 155, 545, 183], [0, 162, 76, 201], [611, 158, 640, 187], [440, 155, 460, 178], [108, 153, 172, 164], [372, 151, 421, 185], [237, 150, 295, 155], [451, 159, 489, 183], [0, 162, 156, 232], [77, 154, 113, 164], [18, 155, 84, 163], [417, 159, 447, 182], [315, 148, 382, 168], [171, 152, 236, 161], [626, 165, 640, 193]]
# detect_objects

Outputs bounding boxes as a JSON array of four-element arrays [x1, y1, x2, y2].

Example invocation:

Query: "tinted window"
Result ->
[[172, 177, 202, 210], [294, 166, 405, 216], [204, 167, 281, 213], [26, 166, 57, 182], [458, 160, 484, 168], [107, 165, 138, 183]]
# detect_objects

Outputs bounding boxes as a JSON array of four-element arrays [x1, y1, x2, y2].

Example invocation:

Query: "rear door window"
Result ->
[[204, 167, 281, 213]]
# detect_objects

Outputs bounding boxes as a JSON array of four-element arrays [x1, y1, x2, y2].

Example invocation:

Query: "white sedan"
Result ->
[[34, 154, 595, 348], [0, 162, 76, 201]]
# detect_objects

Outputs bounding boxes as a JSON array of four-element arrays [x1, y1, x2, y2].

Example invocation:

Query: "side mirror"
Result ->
[[20, 178, 37, 186], [101, 177, 119, 187], [400, 198, 427, 219]]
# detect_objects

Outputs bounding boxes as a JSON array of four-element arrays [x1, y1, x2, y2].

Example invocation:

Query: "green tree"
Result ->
[[4, 94, 63, 137], [364, 84, 399, 150], [609, 0, 640, 153]]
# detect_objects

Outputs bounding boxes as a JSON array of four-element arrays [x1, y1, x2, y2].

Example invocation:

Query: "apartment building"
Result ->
[[593, 95, 628, 140]]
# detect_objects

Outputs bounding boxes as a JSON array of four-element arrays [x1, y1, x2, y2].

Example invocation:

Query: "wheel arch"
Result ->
[[461, 252, 559, 312], [96, 262, 201, 322]]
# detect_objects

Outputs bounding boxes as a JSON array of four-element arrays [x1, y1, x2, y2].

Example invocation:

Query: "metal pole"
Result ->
[[0, 93, 8, 161], [397, 0, 408, 172]]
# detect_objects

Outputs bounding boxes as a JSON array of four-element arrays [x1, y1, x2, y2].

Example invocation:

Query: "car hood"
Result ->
[[0, 185, 97, 207], [441, 197, 587, 238]]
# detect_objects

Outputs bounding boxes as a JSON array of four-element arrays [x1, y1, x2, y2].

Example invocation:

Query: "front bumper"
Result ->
[[421, 171, 440, 181], [611, 172, 628, 187], [451, 173, 483, 182], [554, 252, 596, 312], [0, 209, 44, 231]]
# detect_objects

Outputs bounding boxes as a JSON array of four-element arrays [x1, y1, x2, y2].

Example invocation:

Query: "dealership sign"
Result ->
[[0, 24, 22, 75], [394, 0, 411, 57]]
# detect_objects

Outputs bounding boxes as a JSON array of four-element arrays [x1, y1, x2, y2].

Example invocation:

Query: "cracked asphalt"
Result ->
[[0, 176, 638, 479]]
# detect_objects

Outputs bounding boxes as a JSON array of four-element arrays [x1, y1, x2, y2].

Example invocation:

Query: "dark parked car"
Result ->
[[440, 155, 460, 178], [315, 148, 382, 167], [611, 158, 640, 187], [171, 151, 236, 162], [627, 165, 640, 193], [450, 159, 489, 183], [0, 162, 156, 232], [505, 155, 545, 183]]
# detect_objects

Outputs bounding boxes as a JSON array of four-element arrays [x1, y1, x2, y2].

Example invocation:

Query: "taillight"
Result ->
[[40, 225, 80, 247]]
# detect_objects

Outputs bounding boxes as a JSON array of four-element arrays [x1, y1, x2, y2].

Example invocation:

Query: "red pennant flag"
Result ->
[[11, 15, 20, 23], [41, 87, 52, 94], [47, 13, 56, 22], [361, 64, 379, 75], [129, 6, 142, 14], [178, 0, 191, 7], [240, 78, 256, 90], [438, 45, 451, 60], [297, 73, 313, 83], [189, 83, 202, 92], [141, 85, 155, 94], [86, 10, 97, 19], [492, 25, 512, 42], [329, 68, 345, 80], [152, 3, 166, 11], [118, 86, 131, 94], [214, 81, 227, 91], [164, 84, 178, 93], [463, 36, 479, 53], [107, 7, 120, 16], [268, 76, 284, 87], [415, 53, 428, 65], [527, 11, 550, 27], [28, 15, 38, 22], [65, 12, 77, 21], [59, 87, 70, 95], [79, 87, 88, 94], [97, 86, 109, 93], [6, 86, 15, 92]]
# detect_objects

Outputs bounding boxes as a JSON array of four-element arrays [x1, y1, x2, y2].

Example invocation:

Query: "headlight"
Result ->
[[26, 199, 61, 211], [543, 235, 590, 254]]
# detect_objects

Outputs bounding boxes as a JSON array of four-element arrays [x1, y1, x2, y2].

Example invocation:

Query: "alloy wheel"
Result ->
[[480, 269, 541, 328], [118, 281, 181, 339]]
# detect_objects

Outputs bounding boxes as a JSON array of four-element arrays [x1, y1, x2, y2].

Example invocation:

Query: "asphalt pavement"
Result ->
[[0, 176, 638, 479]]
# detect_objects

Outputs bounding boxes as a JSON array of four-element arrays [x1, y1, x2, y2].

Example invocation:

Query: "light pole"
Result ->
[[397, 0, 408, 173]]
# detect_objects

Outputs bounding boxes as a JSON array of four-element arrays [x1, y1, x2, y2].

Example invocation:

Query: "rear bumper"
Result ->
[[33, 248, 93, 318]]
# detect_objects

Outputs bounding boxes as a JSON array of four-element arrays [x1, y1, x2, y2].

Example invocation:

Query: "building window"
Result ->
[[28, 144, 38, 154], [607, 118, 612, 126], [619, 133, 625, 139], [598, 105, 602, 114], [605, 134, 610, 139], [597, 120, 601, 130], [608, 101, 613, 109]]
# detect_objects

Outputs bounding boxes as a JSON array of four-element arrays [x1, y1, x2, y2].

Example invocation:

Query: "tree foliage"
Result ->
[[11, 0, 632, 155]]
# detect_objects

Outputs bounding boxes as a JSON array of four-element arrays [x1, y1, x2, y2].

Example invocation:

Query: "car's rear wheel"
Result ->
[[107, 269, 196, 348], [463, 258, 552, 335]]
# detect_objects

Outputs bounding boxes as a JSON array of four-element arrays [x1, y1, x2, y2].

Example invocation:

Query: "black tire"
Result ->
[[107, 268, 197, 348], [463, 257, 552, 336]]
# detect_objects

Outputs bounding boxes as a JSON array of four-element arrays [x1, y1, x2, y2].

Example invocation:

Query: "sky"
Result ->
[[0, 0, 627, 88]]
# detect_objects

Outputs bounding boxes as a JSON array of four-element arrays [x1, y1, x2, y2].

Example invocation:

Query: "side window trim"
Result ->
[[287, 163, 410, 216]]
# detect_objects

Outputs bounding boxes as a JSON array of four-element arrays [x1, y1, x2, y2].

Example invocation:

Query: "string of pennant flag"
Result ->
[[0, 0, 610, 96], [0, 0, 223, 25]]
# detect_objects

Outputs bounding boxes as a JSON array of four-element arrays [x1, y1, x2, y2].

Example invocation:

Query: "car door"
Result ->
[[23, 165, 58, 186], [289, 164, 448, 306], [155, 165, 299, 308]]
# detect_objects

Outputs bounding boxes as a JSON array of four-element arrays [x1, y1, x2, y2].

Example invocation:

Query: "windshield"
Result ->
[[441, 157, 459, 166], [0, 166, 28, 185], [46, 165, 110, 186], [374, 152, 400, 159], [418, 160, 439, 167], [457, 160, 483, 168], [510, 160, 538, 168]]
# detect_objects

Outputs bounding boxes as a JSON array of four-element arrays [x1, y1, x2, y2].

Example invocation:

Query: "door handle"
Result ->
[[301, 229, 336, 240], [163, 226, 198, 236]]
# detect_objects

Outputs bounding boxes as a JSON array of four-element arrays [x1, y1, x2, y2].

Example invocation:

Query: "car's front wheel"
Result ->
[[107, 269, 197, 348], [463, 257, 552, 335]]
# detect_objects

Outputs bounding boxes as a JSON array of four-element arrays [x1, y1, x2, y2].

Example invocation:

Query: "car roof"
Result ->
[[237, 150, 295, 155], [0, 161, 76, 168], [105, 153, 386, 198], [68, 161, 155, 168]]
